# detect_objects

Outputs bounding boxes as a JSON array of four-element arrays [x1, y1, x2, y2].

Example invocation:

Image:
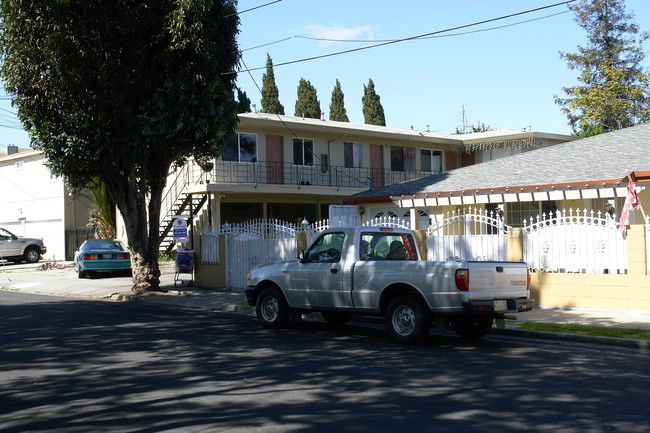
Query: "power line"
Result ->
[[228, 0, 284, 18], [238, 0, 480, 52], [294, 10, 571, 44], [229, 0, 576, 74]]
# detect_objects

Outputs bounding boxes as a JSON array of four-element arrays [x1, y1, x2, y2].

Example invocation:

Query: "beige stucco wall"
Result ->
[[529, 224, 650, 312]]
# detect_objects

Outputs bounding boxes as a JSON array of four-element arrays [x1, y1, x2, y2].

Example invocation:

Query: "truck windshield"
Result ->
[[360, 232, 417, 261]]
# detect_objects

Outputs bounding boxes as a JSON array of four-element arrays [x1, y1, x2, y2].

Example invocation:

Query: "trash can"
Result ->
[[174, 248, 194, 286]]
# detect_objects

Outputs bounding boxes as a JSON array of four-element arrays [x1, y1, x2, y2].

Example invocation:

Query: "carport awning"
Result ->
[[391, 182, 642, 207]]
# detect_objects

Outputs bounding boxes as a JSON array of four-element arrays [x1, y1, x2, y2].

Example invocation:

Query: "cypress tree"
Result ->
[[362, 79, 386, 126], [260, 54, 285, 114], [294, 78, 321, 119], [329, 79, 349, 122], [236, 87, 251, 113]]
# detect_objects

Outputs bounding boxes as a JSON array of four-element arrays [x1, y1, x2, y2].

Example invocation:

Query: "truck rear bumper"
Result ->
[[463, 298, 534, 315]]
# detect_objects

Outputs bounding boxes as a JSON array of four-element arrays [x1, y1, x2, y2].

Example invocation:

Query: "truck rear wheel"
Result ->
[[256, 287, 290, 329], [450, 317, 494, 339], [386, 296, 431, 344]]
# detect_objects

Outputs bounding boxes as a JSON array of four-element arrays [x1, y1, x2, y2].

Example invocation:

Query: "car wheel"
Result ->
[[256, 287, 290, 329], [23, 247, 41, 263], [385, 296, 431, 344], [450, 317, 494, 339], [321, 311, 353, 325]]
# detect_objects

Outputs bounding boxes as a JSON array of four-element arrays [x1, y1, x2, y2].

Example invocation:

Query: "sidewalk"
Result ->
[[2, 260, 650, 348]]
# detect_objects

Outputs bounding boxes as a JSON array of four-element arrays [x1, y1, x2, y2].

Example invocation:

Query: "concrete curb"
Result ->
[[492, 327, 650, 351], [108, 292, 649, 351]]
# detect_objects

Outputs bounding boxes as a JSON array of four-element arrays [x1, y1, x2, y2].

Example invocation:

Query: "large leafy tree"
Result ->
[[260, 53, 284, 114], [556, 0, 650, 136], [294, 78, 321, 119], [0, 0, 240, 293], [329, 79, 349, 122], [362, 79, 386, 126]]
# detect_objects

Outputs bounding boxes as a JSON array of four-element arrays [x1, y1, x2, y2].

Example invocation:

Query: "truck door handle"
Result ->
[[496, 266, 504, 272], [330, 268, 339, 274]]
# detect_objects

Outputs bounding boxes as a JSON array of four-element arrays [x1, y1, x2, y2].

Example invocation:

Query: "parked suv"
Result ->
[[0, 227, 47, 263]]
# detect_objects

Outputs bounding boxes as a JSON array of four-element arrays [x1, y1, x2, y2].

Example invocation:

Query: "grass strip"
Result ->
[[509, 321, 650, 341]]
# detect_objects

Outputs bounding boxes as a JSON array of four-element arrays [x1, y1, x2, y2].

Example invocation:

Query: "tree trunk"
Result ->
[[109, 164, 168, 294]]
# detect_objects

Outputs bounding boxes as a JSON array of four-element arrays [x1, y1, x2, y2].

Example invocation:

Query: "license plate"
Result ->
[[102, 254, 113, 259], [494, 300, 508, 312]]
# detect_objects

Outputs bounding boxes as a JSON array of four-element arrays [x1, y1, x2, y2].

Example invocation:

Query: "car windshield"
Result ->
[[83, 240, 128, 252]]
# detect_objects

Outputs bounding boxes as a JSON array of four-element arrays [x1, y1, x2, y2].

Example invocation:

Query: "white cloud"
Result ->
[[304, 24, 374, 47]]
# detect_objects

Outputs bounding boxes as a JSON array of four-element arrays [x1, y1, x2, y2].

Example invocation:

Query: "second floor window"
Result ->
[[421, 149, 442, 173], [224, 133, 257, 163], [344, 142, 362, 168], [390, 146, 415, 172], [293, 138, 314, 166]]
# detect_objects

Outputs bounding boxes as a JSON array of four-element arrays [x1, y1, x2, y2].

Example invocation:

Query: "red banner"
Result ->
[[620, 181, 640, 233]]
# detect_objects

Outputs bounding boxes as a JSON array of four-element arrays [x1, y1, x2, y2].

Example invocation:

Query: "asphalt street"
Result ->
[[2, 290, 650, 433]]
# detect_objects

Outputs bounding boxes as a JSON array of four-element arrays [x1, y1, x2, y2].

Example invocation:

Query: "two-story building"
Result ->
[[2, 114, 576, 257], [165, 112, 574, 248]]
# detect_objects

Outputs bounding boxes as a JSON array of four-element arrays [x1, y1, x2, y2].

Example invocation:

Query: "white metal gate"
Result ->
[[426, 208, 509, 261], [222, 219, 298, 289], [522, 209, 626, 274]]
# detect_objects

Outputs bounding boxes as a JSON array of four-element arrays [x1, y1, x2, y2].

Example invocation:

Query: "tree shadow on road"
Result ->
[[0, 296, 647, 433]]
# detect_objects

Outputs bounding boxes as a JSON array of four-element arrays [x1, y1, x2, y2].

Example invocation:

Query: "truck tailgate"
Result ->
[[466, 261, 529, 300]]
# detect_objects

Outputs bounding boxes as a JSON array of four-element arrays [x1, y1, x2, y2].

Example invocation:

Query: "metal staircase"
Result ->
[[158, 162, 208, 254]]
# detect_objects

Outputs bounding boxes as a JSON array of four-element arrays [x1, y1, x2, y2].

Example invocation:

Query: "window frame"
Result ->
[[223, 132, 257, 163], [344, 141, 363, 168], [390, 146, 415, 172], [420, 149, 443, 173], [293, 137, 314, 166]]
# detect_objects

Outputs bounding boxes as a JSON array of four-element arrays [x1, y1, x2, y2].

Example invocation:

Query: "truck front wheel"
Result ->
[[386, 296, 431, 344], [24, 247, 41, 263], [256, 287, 290, 329], [450, 317, 494, 339]]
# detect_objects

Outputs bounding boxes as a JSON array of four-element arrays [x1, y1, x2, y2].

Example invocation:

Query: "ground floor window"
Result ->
[[506, 201, 557, 227]]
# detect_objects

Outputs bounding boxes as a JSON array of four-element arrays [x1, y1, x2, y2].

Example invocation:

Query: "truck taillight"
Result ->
[[455, 269, 469, 292], [527, 269, 531, 290]]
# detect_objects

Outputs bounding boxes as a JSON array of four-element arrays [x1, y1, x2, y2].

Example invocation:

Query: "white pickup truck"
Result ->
[[246, 226, 533, 344]]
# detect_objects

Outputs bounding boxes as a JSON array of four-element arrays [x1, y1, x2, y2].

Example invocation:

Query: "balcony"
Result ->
[[191, 160, 438, 190]]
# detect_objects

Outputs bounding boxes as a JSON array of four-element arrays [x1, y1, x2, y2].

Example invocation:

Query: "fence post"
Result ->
[[626, 224, 647, 275], [412, 230, 427, 259], [296, 231, 308, 256], [507, 227, 523, 262]]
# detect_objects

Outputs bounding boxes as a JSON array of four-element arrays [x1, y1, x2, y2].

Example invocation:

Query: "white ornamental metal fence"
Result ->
[[363, 215, 410, 229], [201, 219, 299, 289], [426, 208, 509, 261], [522, 209, 626, 274]]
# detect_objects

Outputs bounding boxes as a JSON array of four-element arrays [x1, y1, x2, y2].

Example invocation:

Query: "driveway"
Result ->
[[0, 260, 178, 298]]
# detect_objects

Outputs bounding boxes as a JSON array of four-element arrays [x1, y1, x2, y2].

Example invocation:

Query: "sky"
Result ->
[[2, 0, 650, 148]]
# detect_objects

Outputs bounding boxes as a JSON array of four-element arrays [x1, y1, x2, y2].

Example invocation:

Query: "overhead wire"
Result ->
[[227, 0, 284, 18], [238, 0, 481, 52], [230, 0, 576, 74], [294, 10, 571, 44]]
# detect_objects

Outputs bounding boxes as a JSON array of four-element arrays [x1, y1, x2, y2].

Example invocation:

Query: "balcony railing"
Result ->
[[190, 160, 437, 190]]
